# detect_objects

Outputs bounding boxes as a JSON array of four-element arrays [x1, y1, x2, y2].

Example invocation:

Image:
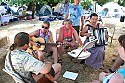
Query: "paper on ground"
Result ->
[[63, 71, 78, 80]]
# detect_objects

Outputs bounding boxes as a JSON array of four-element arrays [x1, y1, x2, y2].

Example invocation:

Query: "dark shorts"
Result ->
[[72, 26, 80, 35], [49, 67, 55, 77]]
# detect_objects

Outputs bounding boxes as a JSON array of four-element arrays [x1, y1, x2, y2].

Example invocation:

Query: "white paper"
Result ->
[[68, 47, 91, 59], [63, 71, 78, 80], [83, 39, 97, 49]]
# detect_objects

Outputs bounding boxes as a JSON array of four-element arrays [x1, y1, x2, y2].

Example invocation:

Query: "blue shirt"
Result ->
[[103, 68, 125, 83], [60, 3, 70, 16], [68, 4, 84, 26]]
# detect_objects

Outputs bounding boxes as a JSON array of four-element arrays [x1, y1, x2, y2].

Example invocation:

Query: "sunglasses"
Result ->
[[42, 25, 49, 29]]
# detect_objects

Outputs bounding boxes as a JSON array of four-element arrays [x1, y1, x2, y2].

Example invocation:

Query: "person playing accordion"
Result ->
[[80, 13, 108, 69]]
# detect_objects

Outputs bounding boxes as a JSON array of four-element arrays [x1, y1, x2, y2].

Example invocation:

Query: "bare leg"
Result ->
[[51, 46, 58, 63], [37, 50, 45, 62], [33, 63, 61, 82], [110, 55, 124, 71], [57, 46, 65, 59], [45, 46, 58, 64], [52, 63, 61, 81]]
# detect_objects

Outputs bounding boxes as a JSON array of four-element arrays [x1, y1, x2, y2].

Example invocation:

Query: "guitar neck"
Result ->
[[39, 43, 61, 46]]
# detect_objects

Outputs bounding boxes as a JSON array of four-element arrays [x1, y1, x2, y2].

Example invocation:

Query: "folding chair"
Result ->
[[104, 23, 116, 45]]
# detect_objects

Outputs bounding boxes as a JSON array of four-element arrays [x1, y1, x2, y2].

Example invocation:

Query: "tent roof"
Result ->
[[101, 2, 124, 17], [1, 2, 7, 6], [102, 2, 121, 10]]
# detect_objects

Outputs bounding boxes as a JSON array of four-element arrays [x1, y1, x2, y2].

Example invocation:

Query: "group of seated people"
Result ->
[[3, 13, 125, 83]]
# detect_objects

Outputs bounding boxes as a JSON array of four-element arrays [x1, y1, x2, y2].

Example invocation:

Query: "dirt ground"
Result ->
[[0, 18, 125, 83]]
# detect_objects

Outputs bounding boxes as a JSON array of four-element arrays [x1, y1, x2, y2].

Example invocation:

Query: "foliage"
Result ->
[[81, 0, 92, 10], [118, 0, 125, 6], [97, 0, 113, 6], [2, 0, 124, 8], [0, 0, 47, 6]]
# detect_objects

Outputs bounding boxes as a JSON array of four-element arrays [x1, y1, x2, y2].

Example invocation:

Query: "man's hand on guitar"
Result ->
[[34, 42, 41, 48], [56, 42, 62, 47], [62, 41, 69, 46], [63, 42, 75, 47], [69, 42, 76, 47]]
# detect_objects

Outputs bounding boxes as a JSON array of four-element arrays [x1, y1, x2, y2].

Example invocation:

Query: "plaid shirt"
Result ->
[[3, 49, 45, 83]]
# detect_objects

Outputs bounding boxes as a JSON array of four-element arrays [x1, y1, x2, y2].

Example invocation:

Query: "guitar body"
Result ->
[[26, 36, 63, 56], [32, 37, 45, 51], [26, 37, 55, 83], [37, 75, 53, 83], [26, 37, 45, 55]]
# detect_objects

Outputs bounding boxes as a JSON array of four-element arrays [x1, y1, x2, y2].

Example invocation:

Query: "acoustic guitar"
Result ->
[[26, 37, 60, 83], [27, 47, 55, 83], [26, 37, 63, 54], [37, 73, 54, 83]]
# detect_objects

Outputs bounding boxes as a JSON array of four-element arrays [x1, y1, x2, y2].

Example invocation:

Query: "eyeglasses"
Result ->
[[42, 25, 49, 29]]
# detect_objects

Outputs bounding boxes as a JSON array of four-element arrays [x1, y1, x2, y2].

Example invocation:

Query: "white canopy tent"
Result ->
[[101, 2, 124, 18], [90, 3, 103, 13], [10, 6, 18, 13], [0, 6, 7, 14]]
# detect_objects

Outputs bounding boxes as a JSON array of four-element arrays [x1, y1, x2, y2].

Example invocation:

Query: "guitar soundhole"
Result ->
[[29, 47, 33, 49], [36, 41, 41, 44]]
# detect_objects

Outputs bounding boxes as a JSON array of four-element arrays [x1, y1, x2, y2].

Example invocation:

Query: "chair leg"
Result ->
[[110, 37, 113, 45]]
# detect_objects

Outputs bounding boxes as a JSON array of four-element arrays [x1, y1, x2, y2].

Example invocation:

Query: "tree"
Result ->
[[97, 0, 113, 6], [81, 0, 92, 10], [118, 0, 125, 6]]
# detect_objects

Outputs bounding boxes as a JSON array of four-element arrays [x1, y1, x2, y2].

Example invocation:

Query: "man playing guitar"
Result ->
[[3, 32, 61, 83]]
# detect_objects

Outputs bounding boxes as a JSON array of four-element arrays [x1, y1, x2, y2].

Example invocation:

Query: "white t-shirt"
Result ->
[[3, 49, 45, 83]]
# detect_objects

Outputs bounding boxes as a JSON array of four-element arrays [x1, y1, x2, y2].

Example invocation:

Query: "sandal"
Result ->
[[103, 68, 115, 73], [58, 58, 62, 64], [71, 57, 77, 63]]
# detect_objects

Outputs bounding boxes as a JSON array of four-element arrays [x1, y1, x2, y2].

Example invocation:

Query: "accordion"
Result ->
[[88, 28, 108, 46]]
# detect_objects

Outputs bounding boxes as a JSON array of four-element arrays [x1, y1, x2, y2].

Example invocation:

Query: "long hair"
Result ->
[[9, 32, 30, 51], [118, 34, 125, 50]]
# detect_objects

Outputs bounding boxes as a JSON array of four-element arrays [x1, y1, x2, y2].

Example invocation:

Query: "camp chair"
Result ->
[[68, 39, 97, 63], [104, 23, 116, 45]]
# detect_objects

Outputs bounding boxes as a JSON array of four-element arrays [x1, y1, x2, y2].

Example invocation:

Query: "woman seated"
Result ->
[[29, 21, 58, 64], [80, 13, 107, 69], [57, 19, 81, 63], [90, 34, 125, 83]]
